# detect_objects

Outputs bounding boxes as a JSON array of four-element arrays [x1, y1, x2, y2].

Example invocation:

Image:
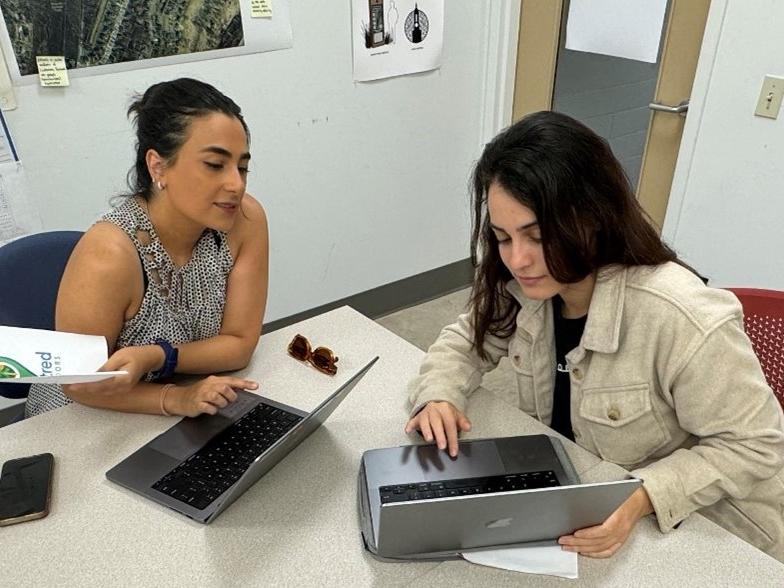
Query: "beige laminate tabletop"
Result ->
[[1, 306, 782, 587]]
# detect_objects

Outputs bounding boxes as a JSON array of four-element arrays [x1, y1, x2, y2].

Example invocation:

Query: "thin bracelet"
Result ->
[[160, 383, 175, 416]]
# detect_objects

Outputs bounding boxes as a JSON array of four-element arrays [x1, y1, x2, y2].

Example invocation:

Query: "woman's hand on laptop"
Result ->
[[557, 486, 654, 557], [405, 401, 472, 458], [167, 376, 259, 417]]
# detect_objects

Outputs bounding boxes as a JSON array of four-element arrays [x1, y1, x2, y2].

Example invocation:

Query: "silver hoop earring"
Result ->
[[155, 180, 164, 191]]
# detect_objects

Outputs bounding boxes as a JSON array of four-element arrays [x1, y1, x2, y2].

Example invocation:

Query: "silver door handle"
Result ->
[[648, 99, 689, 115]]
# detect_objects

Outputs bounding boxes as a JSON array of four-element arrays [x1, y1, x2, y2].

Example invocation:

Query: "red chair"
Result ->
[[726, 288, 784, 410]]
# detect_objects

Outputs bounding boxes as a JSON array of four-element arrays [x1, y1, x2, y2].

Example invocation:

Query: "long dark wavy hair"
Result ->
[[126, 78, 249, 200], [469, 111, 691, 358]]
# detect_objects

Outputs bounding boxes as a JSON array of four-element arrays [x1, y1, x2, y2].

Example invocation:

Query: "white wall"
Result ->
[[4, 2, 512, 322], [664, 0, 784, 289]]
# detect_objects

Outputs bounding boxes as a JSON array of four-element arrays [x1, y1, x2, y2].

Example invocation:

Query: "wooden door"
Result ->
[[512, 0, 711, 230]]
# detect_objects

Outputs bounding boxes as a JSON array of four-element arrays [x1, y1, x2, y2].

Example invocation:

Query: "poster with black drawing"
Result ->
[[352, 0, 443, 82]]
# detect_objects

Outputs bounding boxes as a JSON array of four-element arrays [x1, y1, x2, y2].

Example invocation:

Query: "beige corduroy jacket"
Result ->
[[408, 263, 784, 561]]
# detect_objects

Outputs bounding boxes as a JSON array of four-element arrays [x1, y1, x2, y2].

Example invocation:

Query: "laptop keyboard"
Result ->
[[152, 403, 304, 510], [379, 470, 560, 504]]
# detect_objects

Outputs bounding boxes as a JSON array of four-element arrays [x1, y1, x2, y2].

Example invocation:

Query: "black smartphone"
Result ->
[[0, 452, 54, 526]]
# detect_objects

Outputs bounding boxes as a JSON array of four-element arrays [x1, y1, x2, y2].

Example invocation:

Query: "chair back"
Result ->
[[727, 288, 784, 410], [0, 231, 83, 399]]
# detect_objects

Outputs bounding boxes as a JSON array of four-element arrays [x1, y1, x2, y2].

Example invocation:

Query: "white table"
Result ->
[[1, 307, 783, 587]]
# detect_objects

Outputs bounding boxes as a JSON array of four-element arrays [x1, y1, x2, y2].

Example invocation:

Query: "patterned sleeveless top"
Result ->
[[25, 197, 234, 417]]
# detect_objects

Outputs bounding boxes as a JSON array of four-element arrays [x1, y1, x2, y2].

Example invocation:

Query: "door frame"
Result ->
[[661, 0, 728, 243], [637, 0, 712, 230], [498, 0, 724, 233], [512, 0, 562, 120], [479, 1, 522, 146]]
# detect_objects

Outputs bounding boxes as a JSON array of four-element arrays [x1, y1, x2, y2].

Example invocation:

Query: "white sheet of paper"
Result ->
[[10, 371, 127, 384], [352, 0, 444, 82], [0, 326, 127, 384], [0, 108, 18, 163], [0, 116, 35, 244], [0, 177, 24, 244], [462, 544, 578, 579], [0, 161, 41, 245], [565, 0, 668, 63]]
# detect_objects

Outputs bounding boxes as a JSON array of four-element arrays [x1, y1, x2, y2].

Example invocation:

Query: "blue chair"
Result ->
[[0, 231, 83, 400]]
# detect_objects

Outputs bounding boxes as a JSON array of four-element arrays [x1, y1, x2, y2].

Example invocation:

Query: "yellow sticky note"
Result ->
[[36, 56, 70, 87], [251, 0, 272, 18]]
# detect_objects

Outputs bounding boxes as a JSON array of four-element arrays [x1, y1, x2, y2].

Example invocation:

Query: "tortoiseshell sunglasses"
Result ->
[[287, 334, 339, 376]]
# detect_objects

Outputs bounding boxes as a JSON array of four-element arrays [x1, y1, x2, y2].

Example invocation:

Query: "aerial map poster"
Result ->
[[0, 0, 293, 83]]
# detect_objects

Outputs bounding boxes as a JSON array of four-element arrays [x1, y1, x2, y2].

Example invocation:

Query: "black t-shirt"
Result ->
[[551, 296, 587, 441]]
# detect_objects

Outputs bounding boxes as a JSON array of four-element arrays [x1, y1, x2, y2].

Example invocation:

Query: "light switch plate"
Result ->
[[754, 75, 784, 119]]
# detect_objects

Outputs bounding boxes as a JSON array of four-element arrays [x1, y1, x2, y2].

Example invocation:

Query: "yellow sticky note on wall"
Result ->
[[251, 0, 272, 18], [36, 56, 70, 87]]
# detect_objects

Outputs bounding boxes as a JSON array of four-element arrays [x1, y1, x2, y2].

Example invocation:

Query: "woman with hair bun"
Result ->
[[27, 78, 267, 419]]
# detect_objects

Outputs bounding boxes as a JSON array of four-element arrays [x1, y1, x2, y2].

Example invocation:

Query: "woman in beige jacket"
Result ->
[[406, 111, 784, 562]]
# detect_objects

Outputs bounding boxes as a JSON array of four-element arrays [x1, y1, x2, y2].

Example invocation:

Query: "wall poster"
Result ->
[[352, 0, 444, 82], [0, 1, 293, 84]]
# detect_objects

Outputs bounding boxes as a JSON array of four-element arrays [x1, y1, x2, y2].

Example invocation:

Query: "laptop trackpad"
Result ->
[[146, 392, 260, 461], [495, 434, 561, 473], [147, 413, 234, 461], [401, 440, 506, 481]]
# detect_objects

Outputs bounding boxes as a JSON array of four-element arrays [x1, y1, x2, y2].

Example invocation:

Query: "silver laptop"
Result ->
[[358, 434, 641, 559], [107, 357, 378, 523]]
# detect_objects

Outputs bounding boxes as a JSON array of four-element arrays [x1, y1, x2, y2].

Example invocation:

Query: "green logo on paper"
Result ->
[[0, 357, 36, 379]]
